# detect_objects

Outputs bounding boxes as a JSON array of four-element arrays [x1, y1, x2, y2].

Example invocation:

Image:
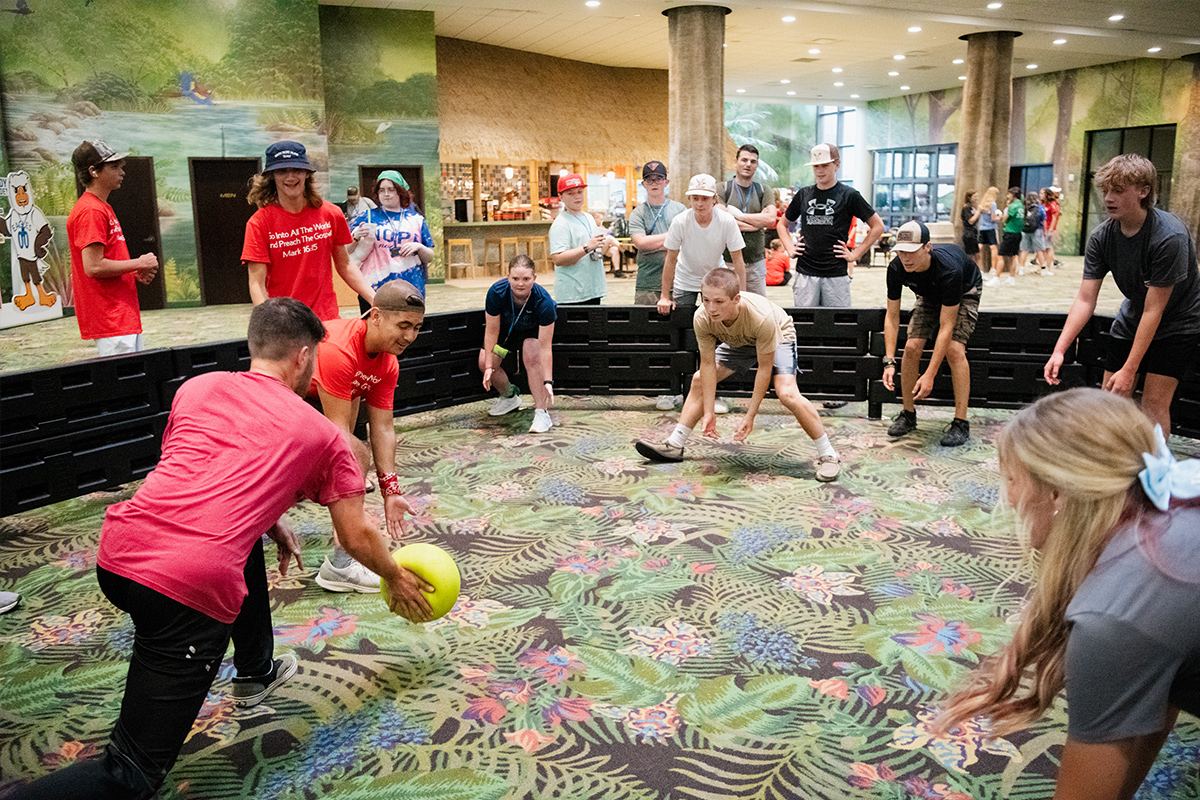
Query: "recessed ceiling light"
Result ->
[[908, 26, 922, 32], [953, 58, 965, 64], [900, 85, 911, 91], [782, 15, 796, 22], [850, 94, 860, 98], [1109, 13, 1124, 21], [958, 75, 967, 80], [1026, 63, 1038, 69], [1053, 38, 1067, 44], [834, 82, 844, 87], [780, 79, 791, 84], [786, 91, 796, 96], [832, 67, 843, 73], [888, 71, 900, 76], [809, 48, 821, 54], [585, 0, 600, 6], [1148, 46, 1161, 53], [987, 2, 1002, 8], [894, 54, 906, 60], [736, 88, 746, 93]]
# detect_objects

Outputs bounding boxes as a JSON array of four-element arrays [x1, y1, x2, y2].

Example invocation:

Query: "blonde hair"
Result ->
[[1094, 154, 1157, 209], [977, 186, 999, 212], [934, 389, 1156, 736], [247, 171, 323, 210]]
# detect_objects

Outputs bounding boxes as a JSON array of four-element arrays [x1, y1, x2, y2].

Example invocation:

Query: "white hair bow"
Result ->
[[1138, 425, 1200, 511]]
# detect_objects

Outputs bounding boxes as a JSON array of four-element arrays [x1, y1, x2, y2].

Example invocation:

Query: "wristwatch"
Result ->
[[882, 357, 896, 367]]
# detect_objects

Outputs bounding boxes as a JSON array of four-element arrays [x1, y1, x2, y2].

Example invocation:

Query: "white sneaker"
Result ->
[[316, 556, 382, 593], [1003, 276, 1016, 286], [984, 276, 1001, 287], [0, 591, 19, 614], [489, 393, 523, 416], [1041, 269, 1054, 276], [1017, 267, 1025, 276], [655, 395, 676, 411], [529, 409, 553, 433], [714, 398, 730, 415]]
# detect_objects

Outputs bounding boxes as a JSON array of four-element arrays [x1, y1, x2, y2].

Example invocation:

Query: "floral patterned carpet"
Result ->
[[1, 397, 1197, 800]]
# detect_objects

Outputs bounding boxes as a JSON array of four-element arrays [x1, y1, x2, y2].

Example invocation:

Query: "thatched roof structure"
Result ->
[[439, 37, 691, 168]]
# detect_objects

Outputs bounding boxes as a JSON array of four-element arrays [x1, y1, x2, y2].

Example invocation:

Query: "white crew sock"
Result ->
[[812, 433, 837, 459], [667, 424, 693, 449]]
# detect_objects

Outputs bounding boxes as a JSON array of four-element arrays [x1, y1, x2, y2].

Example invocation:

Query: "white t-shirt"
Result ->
[[664, 208, 746, 292]]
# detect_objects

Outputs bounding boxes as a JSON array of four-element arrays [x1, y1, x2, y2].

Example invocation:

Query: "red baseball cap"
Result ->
[[558, 173, 586, 191]]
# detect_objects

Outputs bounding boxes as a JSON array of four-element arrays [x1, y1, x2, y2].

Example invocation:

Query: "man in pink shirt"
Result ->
[[15, 298, 432, 800]]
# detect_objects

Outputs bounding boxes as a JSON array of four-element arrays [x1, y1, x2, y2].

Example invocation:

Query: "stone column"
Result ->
[[1173, 53, 1200, 245], [665, 5, 730, 204], [954, 31, 1020, 251]]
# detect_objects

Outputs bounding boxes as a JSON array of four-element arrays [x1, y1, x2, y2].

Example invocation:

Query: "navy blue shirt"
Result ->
[[886, 244, 983, 305], [485, 280, 557, 344]]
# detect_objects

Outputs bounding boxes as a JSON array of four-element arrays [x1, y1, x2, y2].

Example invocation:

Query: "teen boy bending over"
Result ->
[[634, 267, 841, 482], [883, 220, 983, 447]]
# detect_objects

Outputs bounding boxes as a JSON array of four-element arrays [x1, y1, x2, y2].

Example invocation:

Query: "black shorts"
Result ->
[[1104, 334, 1200, 381], [979, 229, 997, 246], [998, 231, 1021, 257], [962, 236, 979, 255]]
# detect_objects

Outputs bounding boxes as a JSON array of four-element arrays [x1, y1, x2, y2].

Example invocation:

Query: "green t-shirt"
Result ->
[[628, 199, 685, 292], [1003, 199, 1024, 234], [717, 180, 773, 263]]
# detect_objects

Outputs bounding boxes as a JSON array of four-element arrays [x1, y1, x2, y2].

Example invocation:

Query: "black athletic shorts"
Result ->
[[1104, 334, 1200, 381], [979, 229, 997, 246], [998, 231, 1021, 257]]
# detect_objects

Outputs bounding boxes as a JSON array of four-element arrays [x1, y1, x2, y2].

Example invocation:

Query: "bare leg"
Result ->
[[773, 374, 826, 440], [1139, 372, 1180, 435], [679, 366, 735, 429], [946, 342, 970, 419], [522, 338, 550, 409], [900, 338, 926, 412], [478, 348, 512, 396]]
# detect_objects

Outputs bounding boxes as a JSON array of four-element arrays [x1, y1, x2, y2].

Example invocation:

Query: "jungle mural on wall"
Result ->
[[0, 0, 441, 309], [867, 58, 1192, 255], [724, 101, 820, 194]]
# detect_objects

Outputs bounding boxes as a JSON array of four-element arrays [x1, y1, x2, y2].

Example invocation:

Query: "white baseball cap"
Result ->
[[892, 220, 930, 252], [805, 143, 839, 166], [686, 173, 717, 197]]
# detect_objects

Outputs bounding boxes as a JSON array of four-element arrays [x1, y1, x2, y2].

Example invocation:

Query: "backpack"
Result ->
[[1023, 205, 1042, 233]]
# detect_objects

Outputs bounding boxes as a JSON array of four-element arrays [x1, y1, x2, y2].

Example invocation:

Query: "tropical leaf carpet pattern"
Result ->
[[1, 397, 1198, 800]]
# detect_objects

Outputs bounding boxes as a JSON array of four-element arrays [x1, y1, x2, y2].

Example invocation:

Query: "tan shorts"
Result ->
[[907, 291, 980, 344]]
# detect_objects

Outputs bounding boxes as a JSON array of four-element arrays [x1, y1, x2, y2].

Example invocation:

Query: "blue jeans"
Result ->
[[12, 540, 274, 799]]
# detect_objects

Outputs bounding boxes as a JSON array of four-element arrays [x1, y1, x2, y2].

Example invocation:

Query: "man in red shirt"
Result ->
[[13, 298, 433, 800], [309, 279, 426, 592], [66, 140, 159, 355], [241, 140, 373, 319]]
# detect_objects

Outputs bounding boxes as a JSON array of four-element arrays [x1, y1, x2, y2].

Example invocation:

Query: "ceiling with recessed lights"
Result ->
[[323, 0, 1200, 103]]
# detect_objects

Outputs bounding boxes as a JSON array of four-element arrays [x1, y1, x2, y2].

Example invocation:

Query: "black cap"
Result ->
[[642, 161, 667, 180]]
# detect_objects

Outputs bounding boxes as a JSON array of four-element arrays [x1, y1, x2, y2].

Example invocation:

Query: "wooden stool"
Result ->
[[483, 238, 504, 275], [447, 239, 475, 279], [500, 237, 519, 273], [520, 235, 551, 273]]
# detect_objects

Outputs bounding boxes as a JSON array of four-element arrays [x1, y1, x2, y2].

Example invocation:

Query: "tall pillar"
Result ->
[[954, 31, 1020, 245], [1173, 53, 1200, 245], [665, 6, 730, 205]]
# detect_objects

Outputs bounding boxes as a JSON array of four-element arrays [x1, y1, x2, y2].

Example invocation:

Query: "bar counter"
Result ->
[[443, 220, 554, 275]]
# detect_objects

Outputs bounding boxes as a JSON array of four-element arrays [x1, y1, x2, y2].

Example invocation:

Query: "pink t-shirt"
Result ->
[[241, 201, 354, 320], [97, 371, 364, 623], [66, 191, 141, 339], [311, 317, 399, 410]]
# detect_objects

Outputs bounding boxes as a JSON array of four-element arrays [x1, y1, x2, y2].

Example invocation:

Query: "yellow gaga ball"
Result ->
[[380, 543, 462, 621]]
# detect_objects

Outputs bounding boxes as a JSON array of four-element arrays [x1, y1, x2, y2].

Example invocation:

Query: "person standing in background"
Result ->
[[716, 145, 775, 296], [549, 173, 607, 305], [975, 186, 1001, 274], [960, 190, 982, 271]]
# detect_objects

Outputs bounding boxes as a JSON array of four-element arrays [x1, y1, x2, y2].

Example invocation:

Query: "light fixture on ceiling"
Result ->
[[894, 54, 906, 60], [809, 48, 821, 54], [606, 170, 615, 180], [953, 58, 965, 64], [782, 15, 796, 22], [832, 67, 843, 73], [1053, 38, 1067, 44], [505, 166, 514, 180], [780, 79, 791, 84], [888, 71, 900, 76], [1108, 13, 1124, 21], [1148, 46, 1161, 52], [585, 0, 600, 6], [1026, 63, 1038, 69], [834, 82, 844, 87], [786, 91, 796, 96], [722, 43, 727, 47], [736, 88, 746, 93], [908, 26, 922, 32], [958, 75, 967, 80], [850, 94, 860, 99], [900, 85, 911, 90], [987, 2, 1002, 8], [559, 169, 568, 178]]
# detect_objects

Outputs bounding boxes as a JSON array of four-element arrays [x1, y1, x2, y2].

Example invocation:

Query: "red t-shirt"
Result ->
[[1044, 200, 1061, 233], [766, 249, 790, 286], [97, 371, 364, 623], [241, 201, 354, 320], [311, 317, 399, 410], [66, 191, 141, 339]]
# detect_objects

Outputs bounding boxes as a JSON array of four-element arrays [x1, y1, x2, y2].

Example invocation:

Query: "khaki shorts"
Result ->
[[907, 291, 980, 344]]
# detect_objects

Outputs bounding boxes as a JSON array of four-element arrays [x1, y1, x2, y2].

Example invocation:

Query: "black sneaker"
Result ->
[[939, 418, 970, 447], [231, 653, 298, 708], [887, 411, 917, 438], [635, 439, 685, 463], [822, 400, 848, 409]]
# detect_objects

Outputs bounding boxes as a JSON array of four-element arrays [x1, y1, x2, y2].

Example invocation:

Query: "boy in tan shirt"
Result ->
[[635, 267, 840, 481]]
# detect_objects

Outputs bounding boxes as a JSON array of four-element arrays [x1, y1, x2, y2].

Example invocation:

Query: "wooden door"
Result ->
[[106, 156, 166, 310], [189, 157, 261, 305]]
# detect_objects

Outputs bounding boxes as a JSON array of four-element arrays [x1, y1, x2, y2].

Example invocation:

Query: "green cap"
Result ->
[[377, 169, 409, 191]]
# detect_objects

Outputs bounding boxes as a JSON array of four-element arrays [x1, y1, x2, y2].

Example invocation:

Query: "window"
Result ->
[[870, 144, 958, 229], [816, 105, 858, 188], [1082, 124, 1176, 244]]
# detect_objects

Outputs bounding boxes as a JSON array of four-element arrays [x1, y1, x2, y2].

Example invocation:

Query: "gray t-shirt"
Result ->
[[1064, 506, 1200, 743], [716, 180, 773, 263], [1082, 208, 1200, 340], [628, 199, 686, 292]]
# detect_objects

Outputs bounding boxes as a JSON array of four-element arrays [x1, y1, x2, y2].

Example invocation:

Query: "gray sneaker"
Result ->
[[316, 556, 382, 593], [0, 591, 19, 614], [713, 398, 730, 415], [231, 653, 298, 708], [489, 393, 523, 416], [635, 439, 685, 463], [814, 455, 841, 482], [655, 395, 677, 411], [888, 411, 918, 438]]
